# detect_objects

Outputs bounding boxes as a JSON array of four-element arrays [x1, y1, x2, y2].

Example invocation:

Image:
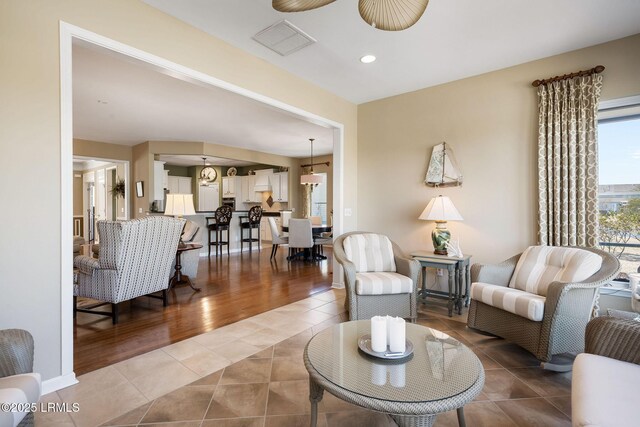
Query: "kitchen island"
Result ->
[[148, 210, 289, 256]]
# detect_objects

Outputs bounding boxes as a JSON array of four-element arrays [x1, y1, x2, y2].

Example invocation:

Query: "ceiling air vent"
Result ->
[[252, 20, 316, 56]]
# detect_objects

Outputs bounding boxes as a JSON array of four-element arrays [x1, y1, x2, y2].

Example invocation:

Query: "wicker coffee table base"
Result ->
[[307, 372, 482, 427]]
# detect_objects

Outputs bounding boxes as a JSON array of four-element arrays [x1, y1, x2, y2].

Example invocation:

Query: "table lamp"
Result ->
[[419, 195, 463, 255], [164, 194, 195, 247]]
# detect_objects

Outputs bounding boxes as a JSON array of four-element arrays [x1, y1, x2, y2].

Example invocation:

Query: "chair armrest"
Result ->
[[0, 329, 34, 377], [74, 255, 100, 275], [471, 254, 520, 286], [395, 255, 420, 285], [585, 316, 640, 364]]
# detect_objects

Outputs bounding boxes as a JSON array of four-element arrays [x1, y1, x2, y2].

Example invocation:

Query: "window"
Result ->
[[598, 98, 640, 280], [311, 172, 328, 223]]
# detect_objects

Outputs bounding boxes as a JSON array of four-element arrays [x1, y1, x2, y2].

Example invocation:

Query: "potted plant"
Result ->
[[111, 178, 126, 198]]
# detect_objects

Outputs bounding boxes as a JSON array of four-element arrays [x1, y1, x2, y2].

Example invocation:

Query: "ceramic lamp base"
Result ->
[[432, 221, 450, 255]]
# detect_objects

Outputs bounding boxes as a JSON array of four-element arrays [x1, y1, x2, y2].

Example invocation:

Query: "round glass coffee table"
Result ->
[[303, 320, 484, 427]]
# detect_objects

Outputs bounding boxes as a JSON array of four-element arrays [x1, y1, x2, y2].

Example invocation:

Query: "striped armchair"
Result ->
[[73, 216, 184, 323], [334, 232, 421, 322], [0, 329, 40, 427], [467, 246, 620, 370]]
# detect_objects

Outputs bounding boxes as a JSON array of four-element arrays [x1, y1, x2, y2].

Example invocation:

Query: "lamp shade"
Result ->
[[300, 173, 323, 185], [164, 194, 196, 216], [419, 195, 463, 221]]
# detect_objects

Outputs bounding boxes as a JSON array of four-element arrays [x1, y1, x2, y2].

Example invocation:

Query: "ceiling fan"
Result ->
[[272, 0, 430, 31]]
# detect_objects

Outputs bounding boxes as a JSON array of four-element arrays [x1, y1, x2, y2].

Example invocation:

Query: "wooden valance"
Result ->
[[531, 65, 605, 87]]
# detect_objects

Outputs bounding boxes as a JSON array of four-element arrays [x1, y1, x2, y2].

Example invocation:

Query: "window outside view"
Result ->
[[598, 116, 640, 280]]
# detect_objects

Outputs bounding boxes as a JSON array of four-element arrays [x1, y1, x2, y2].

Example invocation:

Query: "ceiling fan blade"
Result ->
[[358, 0, 429, 31], [273, 0, 337, 13]]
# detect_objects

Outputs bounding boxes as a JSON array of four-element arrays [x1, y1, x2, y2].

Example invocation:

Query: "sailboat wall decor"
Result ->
[[425, 142, 463, 187]]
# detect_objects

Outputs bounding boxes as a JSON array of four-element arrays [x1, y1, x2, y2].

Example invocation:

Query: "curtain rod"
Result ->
[[301, 161, 330, 168], [531, 65, 605, 87]]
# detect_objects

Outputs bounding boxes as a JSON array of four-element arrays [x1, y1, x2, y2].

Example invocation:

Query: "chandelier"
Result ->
[[300, 138, 323, 187]]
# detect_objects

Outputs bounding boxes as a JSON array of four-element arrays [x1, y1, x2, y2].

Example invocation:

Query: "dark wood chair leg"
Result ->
[[208, 228, 212, 257], [112, 303, 119, 324], [73, 296, 77, 319], [162, 289, 168, 307]]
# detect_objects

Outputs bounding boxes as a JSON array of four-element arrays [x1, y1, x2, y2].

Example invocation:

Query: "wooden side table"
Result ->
[[170, 243, 203, 292], [411, 251, 472, 317]]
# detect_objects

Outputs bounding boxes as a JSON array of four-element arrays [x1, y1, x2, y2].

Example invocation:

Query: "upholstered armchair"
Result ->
[[74, 216, 184, 323], [334, 232, 421, 322], [572, 316, 640, 427], [0, 329, 41, 427], [467, 246, 619, 369]]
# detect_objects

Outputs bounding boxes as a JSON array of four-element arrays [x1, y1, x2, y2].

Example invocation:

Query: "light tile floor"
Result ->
[[37, 289, 573, 426]]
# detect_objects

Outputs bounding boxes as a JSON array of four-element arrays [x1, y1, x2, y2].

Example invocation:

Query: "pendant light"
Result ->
[[199, 157, 208, 186], [300, 138, 323, 187]]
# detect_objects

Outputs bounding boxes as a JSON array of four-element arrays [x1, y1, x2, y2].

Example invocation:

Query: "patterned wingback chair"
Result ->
[[333, 232, 421, 322], [467, 246, 620, 369], [74, 216, 184, 323]]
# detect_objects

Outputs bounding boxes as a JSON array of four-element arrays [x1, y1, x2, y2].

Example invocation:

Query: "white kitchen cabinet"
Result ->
[[240, 175, 260, 203], [260, 217, 270, 242], [198, 183, 219, 211], [153, 161, 166, 201], [270, 172, 288, 203], [168, 176, 192, 194], [261, 216, 283, 243], [222, 176, 236, 197]]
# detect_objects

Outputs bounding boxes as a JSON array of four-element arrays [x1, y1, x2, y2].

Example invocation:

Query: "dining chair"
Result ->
[[268, 217, 289, 260], [287, 218, 314, 260]]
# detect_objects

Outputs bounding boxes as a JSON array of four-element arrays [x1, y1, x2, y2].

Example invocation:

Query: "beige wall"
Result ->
[[73, 174, 83, 216], [358, 34, 640, 266], [0, 0, 356, 382], [74, 138, 132, 162]]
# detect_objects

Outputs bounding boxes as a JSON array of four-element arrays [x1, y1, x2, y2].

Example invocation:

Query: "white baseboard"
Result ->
[[332, 282, 345, 289], [42, 372, 78, 394]]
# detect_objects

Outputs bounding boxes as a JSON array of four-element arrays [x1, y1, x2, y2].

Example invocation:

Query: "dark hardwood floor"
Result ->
[[73, 246, 334, 375]]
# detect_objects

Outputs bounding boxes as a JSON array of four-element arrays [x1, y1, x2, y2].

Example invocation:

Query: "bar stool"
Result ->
[[240, 206, 263, 252], [207, 205, 232, 257]]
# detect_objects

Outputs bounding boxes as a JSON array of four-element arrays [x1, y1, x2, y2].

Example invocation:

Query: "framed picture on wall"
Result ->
[[135, 181, 144, 198]]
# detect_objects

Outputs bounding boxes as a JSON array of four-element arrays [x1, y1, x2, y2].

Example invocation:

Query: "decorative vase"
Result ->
[[431, 221, 450, 255]]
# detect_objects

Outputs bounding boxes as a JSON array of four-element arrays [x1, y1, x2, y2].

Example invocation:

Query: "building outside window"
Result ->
[[598, 100, 640, 281]]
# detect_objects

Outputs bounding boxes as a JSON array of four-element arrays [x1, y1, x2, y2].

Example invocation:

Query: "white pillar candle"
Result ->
[[389, 363, 406, 388], [370, 316, 387, 353], [386, 315, 392, 345], [370, 362, 386, 386], [389, 317, 406, 353]]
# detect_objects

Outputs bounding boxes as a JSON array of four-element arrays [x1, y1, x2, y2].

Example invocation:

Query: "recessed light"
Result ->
[[360, 55, 376, 64]]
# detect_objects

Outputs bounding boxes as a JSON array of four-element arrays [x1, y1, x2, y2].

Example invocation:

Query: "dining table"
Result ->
[[282, 224, 332, 261]]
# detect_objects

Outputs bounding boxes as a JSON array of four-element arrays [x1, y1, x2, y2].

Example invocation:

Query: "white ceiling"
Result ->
[[143, 0, 640, 104], [72, 43, 334, 157]]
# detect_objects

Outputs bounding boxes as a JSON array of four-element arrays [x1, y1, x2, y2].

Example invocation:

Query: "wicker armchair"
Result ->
[[467, 247, 620, 369], [572, 316, 640, 427], [334, 232, 421, 322], [0, 329, 41, 427], [73, 216, 184, 323]]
